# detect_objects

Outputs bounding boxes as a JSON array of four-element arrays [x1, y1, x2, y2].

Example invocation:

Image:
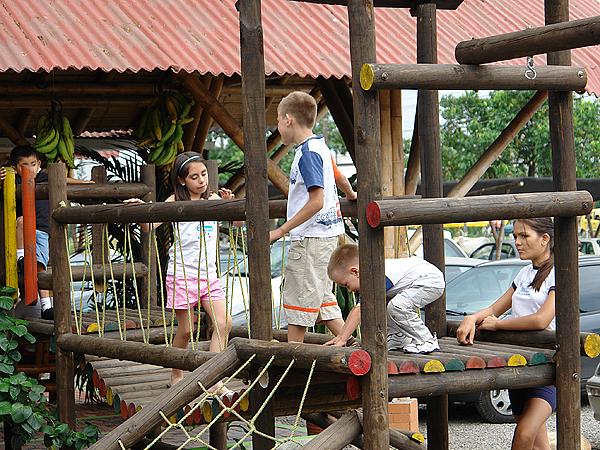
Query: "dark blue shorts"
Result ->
[[509, 386, 556, 416]]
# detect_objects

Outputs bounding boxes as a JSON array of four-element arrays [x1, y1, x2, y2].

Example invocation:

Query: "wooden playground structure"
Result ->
[[2, 1, 600, 449]]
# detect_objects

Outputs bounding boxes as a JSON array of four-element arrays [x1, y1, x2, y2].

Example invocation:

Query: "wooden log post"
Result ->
[[239, 1, 275, 449], [48, 163, 75, 427], [366, 191, 593, 228], [348, 1, 389, 449], [360, 64, 587, 91], [415, 4, 448, 449], [0, 116, 29, 146], [546, 2, 581, 449], [140, 165, 157, 307], [301, 411, 362, 450], [194, 76, 225, 154], [390, 90, 409, 257], [404, 106, 420, 196], [456, 15, 600, 64], [88, 346, 240, 450]]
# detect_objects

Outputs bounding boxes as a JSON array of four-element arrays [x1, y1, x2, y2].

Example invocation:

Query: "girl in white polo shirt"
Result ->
[[457, 217, 556, 450]]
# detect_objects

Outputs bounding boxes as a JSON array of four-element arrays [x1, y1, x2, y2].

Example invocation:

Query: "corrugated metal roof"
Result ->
[[0, 0, 598, 95]]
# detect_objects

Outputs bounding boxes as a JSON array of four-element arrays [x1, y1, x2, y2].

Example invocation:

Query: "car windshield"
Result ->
[[446, 264, 523, 314]]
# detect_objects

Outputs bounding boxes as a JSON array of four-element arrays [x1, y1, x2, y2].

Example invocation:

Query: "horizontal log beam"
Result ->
[[456, 15, 600, 65], [0, 96, 154, 108], [16, 183, 151, 202], [388, 364, 555, 398], [360, 64, 587, 91], [366, 191, 593, 228], [446, 319, 600, 358], [57, 334, 217, 371], [287, 0, 464, 9], [231, 337, 371, 376], [301, 411, 362, 450], [52, 198, 360, 224], [0, 83, 157, 96], [38, 262, 148, 290]]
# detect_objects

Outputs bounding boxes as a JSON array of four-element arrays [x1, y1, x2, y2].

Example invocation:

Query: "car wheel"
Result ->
[[475, 389, 515, 423]]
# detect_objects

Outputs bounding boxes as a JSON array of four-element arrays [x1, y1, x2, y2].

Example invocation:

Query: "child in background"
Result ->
[[126, 152, 235, 388], [0, 145, 91, 319], [325, 244, 445, 354], [270, 91, 356, 343], [456, 218, 556, 450]]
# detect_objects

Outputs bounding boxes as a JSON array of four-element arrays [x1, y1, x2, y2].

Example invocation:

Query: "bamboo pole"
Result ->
[[380, 90, 395, 258], [456, 15, 600, 65], [361, 64, 587, 91], [404, 106, 420, 196], [49, 163, 75, 427], [3, 168, 18, 293], [348, 1, 389, 449], [390, 90, 409, 258]]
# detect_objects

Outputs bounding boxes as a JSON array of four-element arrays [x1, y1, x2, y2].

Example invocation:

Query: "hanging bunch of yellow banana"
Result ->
[[34, 103, 75, 168], [136, 91, 195, 167]]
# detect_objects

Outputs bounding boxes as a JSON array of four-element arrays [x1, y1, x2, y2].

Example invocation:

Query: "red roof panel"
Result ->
[[0, 0, 598, 95]]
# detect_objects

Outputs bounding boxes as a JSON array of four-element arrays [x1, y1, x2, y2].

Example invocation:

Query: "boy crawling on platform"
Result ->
[[325, 244, 445, 354]]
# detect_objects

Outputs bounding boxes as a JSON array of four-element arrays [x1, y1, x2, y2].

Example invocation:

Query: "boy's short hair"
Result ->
[[10, 145, 40, 167], [328, 243, 359, 278], [278, 91, 317, 128]]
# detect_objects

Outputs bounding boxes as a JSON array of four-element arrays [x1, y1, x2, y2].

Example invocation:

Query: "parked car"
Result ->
[[578, 237, 600, 256], [445, 256, 600, 423], [469, 240, 519, 260], [444, 257, 484, 283], [414, 238, 469, 259], [587, 362, 600, 421]]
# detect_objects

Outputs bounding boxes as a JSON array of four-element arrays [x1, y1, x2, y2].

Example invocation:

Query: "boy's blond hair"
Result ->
[[278, 91, 317, 128], [327, 243, 359, 278]]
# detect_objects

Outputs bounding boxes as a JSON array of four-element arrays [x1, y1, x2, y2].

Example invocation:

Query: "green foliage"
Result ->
[[437, 91, 600, 180], [0, 287, 99, 449]]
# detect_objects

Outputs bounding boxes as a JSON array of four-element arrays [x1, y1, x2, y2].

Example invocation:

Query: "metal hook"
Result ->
[[524, 56, 537, 80]]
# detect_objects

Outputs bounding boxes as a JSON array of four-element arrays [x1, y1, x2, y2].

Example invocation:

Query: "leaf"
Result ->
[[0, 400, 11, 415], [10, 403, 33, 423], [0, 381, 9, 392], [11, 324, 28, 337], [9, 385, 20, 400], [0, 296, 14, 310], [27, 411, 45, 431], [0, 362, 14, 374], [0, 335, 9, 351], [23, 332, 36, 344]]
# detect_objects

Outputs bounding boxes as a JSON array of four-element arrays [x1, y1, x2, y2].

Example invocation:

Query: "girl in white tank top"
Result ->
[[127, 152, 239, 389]]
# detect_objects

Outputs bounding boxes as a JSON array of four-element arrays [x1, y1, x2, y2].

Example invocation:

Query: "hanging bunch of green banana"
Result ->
[[135, 91, 195, 167], [34, 103, 75, 169]]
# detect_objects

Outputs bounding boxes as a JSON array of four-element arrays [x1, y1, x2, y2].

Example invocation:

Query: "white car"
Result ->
[[587, 362, 600, 421]]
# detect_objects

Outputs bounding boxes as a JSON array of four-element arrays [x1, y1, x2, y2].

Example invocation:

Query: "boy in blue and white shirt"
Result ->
[[270, 91, 356, 343]]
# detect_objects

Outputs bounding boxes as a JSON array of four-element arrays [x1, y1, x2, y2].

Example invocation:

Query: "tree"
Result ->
[[438, 91, 600, 180]]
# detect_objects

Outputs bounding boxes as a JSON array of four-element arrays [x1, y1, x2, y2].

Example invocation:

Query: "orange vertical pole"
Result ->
[[22, 168, 37, 305]]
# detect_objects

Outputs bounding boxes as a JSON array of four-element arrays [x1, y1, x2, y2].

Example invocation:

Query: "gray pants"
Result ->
[[386, 283, 445, 351]]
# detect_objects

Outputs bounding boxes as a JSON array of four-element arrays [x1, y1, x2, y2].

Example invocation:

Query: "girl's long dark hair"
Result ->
[[171, 152, 209, 201], [515, 217, 554, 291]]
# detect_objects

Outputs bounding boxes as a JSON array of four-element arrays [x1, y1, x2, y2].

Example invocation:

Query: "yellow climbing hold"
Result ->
[[584, 333, 600, 358], [360, 64, 375, 91], [86, 323, 99, 334], [508, 354, 527, 367], [423, 360, 445, 373], [106, 387, 113, 406]]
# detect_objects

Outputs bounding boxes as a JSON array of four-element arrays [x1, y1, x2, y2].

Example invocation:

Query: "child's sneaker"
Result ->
[[403, 335, 440, 354], [41, 307, 54, 320]]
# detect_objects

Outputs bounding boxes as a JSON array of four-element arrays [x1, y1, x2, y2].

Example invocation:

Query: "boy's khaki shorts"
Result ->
[[283, 236, 342, 327]]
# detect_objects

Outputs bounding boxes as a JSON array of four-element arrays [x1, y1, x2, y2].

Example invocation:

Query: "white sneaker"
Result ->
[[403, 335, 440, 354]]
